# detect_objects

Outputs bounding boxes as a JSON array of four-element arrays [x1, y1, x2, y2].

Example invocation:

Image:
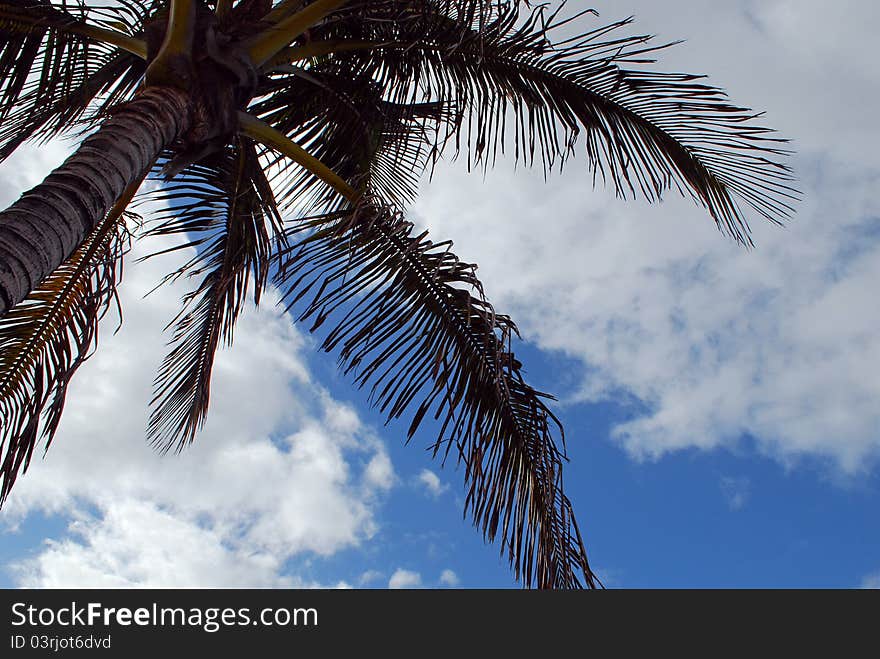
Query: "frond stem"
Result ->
[[215, 0, 233, 17], [263, 0, 307, 26], [145, 0, 197, 88], [73, 24, 147, 59], [0, 6, 146, 58], [246, 0, 351, 68], [237, 111, 357, 202]]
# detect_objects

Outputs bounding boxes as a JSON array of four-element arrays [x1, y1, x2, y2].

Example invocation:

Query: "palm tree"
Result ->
[[0, 0, 796, 588]]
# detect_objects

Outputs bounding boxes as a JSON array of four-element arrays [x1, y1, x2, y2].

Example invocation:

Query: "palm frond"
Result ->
[[0, 50, 144, 163], [0, 0, 148, 161], [248, 77, 595, 587], [275, 201, 598, 588], [0, 179, 137, 504], [145, 138, 281, 451], [307, 0, 798, 244], [250, 65, 449, 212]]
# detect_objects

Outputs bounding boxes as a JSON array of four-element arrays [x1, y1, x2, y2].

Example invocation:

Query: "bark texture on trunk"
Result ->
[[0, 86, 191, 316]]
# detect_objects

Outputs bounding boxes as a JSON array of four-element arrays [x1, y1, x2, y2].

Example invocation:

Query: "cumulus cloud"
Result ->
[[416, 469, 449, 499], [3, 0, 878, 588], [414, 0, 880, 474], [11, 500, 295, 588], [1, 210, 394, 585], [439, 569, 459, 587], [388, 569, 422, 589]]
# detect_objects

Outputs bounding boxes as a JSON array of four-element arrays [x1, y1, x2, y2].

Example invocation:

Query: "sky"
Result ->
[[1, 0, 879, 588]]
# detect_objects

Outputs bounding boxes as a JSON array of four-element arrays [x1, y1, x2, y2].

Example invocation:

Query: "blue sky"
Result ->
[[1, 0, 878, 588]]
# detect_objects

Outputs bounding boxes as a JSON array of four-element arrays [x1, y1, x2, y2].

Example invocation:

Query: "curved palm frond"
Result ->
[[275, 200, 598, 588], [245, 95, 598, 587], [144, 137, 281, 451], [303, 0, 798, 244], [0, 179, 139, 504]]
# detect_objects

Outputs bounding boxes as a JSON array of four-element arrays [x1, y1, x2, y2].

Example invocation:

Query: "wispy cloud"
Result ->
[[719, 477, 751, 511], [357, 570, 383, 586]]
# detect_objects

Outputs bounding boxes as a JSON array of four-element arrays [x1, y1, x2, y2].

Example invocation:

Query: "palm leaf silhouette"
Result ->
[[0, 0, 797, 588]]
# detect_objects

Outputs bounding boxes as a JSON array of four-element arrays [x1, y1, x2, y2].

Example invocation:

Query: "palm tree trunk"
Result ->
[[0, 86, 190, 316]]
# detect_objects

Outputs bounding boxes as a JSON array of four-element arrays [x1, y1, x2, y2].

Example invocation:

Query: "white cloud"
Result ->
[[860, 571, 880, 589], [439, 569, 459, 587], [416, 469, 449, 498], [414, 0, 880, 474], [364, 452, 396, 492], [719, 477, 751, 511], [11, 500, 294, 588], [3, 0, 879, 587], [2, 225, 395, 587], [358, 570, 383, 586], [0, 142, 71, 207], [388, 568, 422, 589]]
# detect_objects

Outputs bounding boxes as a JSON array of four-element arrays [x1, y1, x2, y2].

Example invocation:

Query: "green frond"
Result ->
[[0, 180, 138, 504], [144, 138, 281, 451], [275, 201, 599, 589]]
